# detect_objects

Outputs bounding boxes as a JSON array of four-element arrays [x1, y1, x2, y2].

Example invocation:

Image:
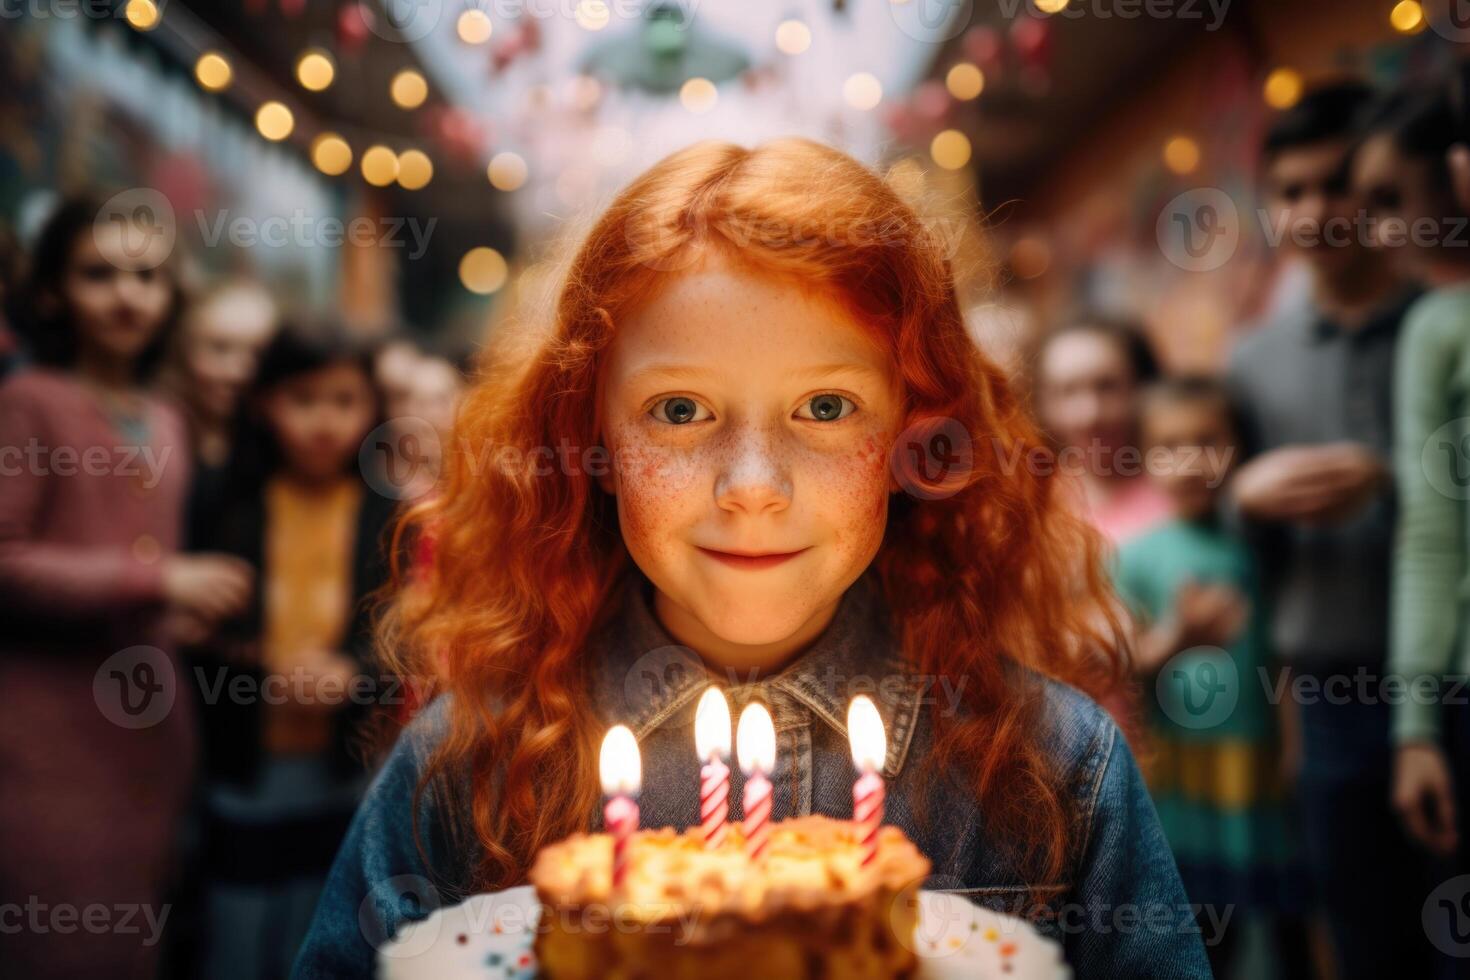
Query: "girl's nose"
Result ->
[[713, 426, 793, 515]]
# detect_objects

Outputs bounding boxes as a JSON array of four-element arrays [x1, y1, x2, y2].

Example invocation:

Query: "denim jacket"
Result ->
[[293, 571, 1211, 978]]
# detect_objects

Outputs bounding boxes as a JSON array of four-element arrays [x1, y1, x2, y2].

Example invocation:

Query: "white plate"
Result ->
[[378, 886, 1070, 979]]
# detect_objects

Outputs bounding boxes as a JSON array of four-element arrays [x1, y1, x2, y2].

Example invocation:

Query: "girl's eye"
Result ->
[[797, 393, 855, 422], [650, 396, 710, 425]]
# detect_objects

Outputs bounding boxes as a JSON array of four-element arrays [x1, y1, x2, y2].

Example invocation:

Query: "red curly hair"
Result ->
[[379, 137, 1128, 893]]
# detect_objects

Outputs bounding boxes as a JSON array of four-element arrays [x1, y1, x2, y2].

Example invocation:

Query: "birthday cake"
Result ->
[[375, 849, 1072, 980], [529, 814, 930, 979]]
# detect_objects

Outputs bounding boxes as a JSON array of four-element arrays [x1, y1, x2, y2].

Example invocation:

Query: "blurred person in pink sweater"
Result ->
[[0, 196, 251, 979]]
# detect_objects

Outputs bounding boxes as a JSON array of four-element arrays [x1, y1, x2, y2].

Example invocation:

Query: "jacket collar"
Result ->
[[590, 569, 923, 779]]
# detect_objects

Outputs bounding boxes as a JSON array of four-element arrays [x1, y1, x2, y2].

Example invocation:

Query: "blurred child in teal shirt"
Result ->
[[1114, 377, 1305, 977]]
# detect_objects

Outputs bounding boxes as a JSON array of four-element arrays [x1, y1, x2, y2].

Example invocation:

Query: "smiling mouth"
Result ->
[[696, 546, 809, 570]]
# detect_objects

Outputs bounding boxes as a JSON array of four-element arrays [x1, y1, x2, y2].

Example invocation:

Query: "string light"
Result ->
[[390, 69, 428, 109], [488, 152, 528, 191], [457, 9, 493, 44], [1163, 135, 1201, 175], [194, 52, 232, 92], [396, 149, 434, 190], [1009, 236, 1052, 279], [844, 72, 883, 111], [296, 49, 336, 92], [1390, 0, 1426, 33], [930, 129, 972, 170], [1263, 68, 1303, 110], [125, 0, 160, 31], [946, 63, 984, 101], [361, 145, 400, 186], [775, 19, 811, 55], [680, 77, 718, 113], [460, 247, 509, 295], [311, 134, 353, 176], [255, 101, 294, 141], [565, 75, 602, 110], [1035, 0, 1070, 12]]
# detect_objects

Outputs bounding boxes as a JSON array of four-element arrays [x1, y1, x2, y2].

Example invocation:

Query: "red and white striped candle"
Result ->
[[695, 687, 732, 850], [736, 701, 776, 861], [599, 724, 641, 889], [847, 695, 887, 868]]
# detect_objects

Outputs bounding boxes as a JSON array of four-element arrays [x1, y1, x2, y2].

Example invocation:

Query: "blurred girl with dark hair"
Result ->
[[191, 316, 396, 980], [0, 195, 252, 978]]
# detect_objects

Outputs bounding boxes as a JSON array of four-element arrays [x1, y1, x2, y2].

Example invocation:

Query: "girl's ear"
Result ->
[[251, 387, 277, 427], [36, 285, 61, 319], [1450, 144, 1470, 213], [595, 438, 617, 496]]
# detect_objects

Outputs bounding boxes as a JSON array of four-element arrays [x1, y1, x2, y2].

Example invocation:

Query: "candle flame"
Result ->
[[695, 687, 732, 762], [847, 695, 887, 772], [599, 724, 641, 796], [735, 701, 776, 775]]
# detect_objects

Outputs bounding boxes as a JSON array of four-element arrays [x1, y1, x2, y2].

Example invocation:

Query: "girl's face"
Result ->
[[183, 293, 276, 422], [261, 362, 377, 483], [1035, 330, 1138, 460], [599, 250, 903, 655], [62, 222, 174, 368]]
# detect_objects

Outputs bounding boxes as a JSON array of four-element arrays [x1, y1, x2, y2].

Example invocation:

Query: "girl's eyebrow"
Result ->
[[622, 363, 723, 386], [789, 362, 887, 384], [624, 361, 884, 386]]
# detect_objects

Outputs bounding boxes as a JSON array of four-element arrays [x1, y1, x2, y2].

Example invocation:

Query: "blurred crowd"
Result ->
[[0, 197, 464, 979], [1, 64, 1469, 980]]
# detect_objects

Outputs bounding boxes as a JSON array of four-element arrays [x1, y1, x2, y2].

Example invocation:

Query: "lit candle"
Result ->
[[848, 695, 887, 868], [736, 701, 776, 861], [599, 724, 641, 890], [695, 687, 732, 850]]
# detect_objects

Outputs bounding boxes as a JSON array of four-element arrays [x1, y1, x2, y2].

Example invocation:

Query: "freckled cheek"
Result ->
[[804, 436, 893, 558], [608, 436, 710, 558]]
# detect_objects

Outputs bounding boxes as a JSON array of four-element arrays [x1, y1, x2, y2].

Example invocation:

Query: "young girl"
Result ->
[[194, 320, 397, 979], [293, 139, 1208, 978], [1114, 378, 1307, 978], [0, 196, 252, 978]]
